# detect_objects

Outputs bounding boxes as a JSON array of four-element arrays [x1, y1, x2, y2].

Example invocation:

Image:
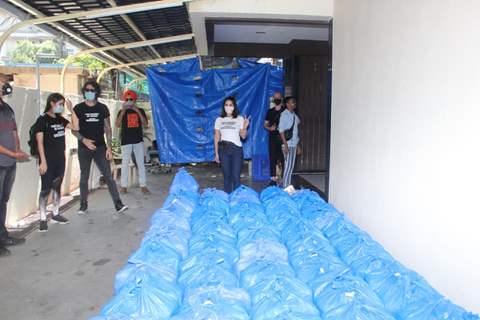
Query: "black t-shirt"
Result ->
[[265, 106, 284, 141], [117, 107, 147, 145], [73, 102, 110, 149], [35, 114, 69, 160]]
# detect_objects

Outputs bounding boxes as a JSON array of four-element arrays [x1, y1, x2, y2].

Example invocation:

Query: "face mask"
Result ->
[[84, 91, 96, 101], [224, 106, 234, 115], [273, 98, 282, 105], [124, 100, 134, 107], [1, 83, 12, 96], [53, 103, 64, 113]]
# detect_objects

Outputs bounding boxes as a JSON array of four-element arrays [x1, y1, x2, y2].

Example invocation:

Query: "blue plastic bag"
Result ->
[[149, 208, 190, 232], [291, 189, 326, 210], [322, 301, 397, 320], [237, 225, 281, 248], [228, 202, 267, 232], [169, 167, 199, 194], [179, 264, 239, 289], [100, 272, 182, 319], [128, 240, 181, 282], [259, 186, 288, 203], [251, 280, 320, 320], [289, 244, 349, 284], [201, 188, 229, 203], [229, 185, 261, 205], [172, 285, 251, 320], [142, 224, 190, 258], [237, 239, 289, 272], [313, 274, 386, 314], [163, 190, 199, 217], [240, 261, 296, 289], [301, 204, 342, 232], [399, 298, 476, 320]]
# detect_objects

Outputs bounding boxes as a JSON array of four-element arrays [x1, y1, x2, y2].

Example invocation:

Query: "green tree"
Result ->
[[9, 40, 61, 63], [72, 54, 106, 75]]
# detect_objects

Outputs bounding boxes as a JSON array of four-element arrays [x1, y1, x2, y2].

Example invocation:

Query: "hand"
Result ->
[[270, 124, 276, 131], [65, 99, 73, 113], [215, 153, 220, 164], [13, 150, 29, 161], [82, 138, 96, 151], [244, 116, 250, 128], [282, 145, 289, 155], [106, 147, 113, 161], [39, 162, 47, 175]]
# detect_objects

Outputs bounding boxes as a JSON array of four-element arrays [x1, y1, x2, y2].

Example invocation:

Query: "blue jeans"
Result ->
[[219, 143, 243, 193]]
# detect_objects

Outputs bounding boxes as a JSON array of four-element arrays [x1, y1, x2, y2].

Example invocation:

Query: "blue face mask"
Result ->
[[53, 103, 64, 114], [84, 91, 96, 101]]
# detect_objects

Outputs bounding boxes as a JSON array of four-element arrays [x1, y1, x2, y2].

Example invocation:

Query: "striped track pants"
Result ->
[[283, 146, 297, 188]]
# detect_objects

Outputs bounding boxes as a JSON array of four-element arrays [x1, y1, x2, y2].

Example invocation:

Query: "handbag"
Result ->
[[284, 116, 296, 141]]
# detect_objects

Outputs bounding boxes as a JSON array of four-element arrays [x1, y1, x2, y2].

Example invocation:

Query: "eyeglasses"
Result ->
[[84, 88, 96, 92], [126, 98, 134, 101]]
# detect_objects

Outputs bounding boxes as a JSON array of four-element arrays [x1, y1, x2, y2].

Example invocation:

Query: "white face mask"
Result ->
[[224, 106, 234, 115], [124, 100, 134, 107]]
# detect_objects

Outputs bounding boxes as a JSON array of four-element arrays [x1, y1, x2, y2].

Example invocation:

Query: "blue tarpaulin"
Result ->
[[146, 58, 284, 166]]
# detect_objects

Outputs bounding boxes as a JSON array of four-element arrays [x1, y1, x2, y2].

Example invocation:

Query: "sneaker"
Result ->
[[1, 236, 26, 246], [38, 220, 48, 233], [120, 187, 128, 193], [51, 215, 69, 224], [115, 201, 128, 213], [0, 246, 11, 257], [140, 186, 150, 194], [78, 202, 88, 215]]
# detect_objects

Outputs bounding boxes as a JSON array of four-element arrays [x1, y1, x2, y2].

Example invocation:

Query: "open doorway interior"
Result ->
[[207, 19, 332, 198]]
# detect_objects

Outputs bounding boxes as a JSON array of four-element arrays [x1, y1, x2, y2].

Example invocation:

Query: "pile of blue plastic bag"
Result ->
[[93, 168, 479, 320]]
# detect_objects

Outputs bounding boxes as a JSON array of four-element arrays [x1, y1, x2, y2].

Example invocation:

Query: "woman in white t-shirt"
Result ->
[[214, 96, 250, 193]]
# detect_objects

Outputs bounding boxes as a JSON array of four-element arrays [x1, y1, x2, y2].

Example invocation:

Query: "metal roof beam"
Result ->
[[106, 0, 162, 59], [60, 34, 194, 93], [2, 0, 144, 78], [0, 0, 194, 51], [97, 53, 199, 83]]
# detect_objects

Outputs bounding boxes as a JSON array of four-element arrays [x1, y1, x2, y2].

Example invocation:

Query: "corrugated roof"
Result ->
[[5, 0, 196, 74]]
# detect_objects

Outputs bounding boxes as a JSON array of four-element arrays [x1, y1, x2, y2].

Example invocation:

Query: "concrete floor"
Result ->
[[0, 165, 267, 320], [298, 173, 326, 193]]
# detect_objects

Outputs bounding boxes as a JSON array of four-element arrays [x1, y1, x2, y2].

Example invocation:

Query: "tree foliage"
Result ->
[[9, 40, 60, 63]]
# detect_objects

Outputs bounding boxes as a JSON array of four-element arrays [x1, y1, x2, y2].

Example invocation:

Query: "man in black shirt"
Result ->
[[264, 91, 285, 186], [115, 90, 149, 194], [71, 80, 127, 214]]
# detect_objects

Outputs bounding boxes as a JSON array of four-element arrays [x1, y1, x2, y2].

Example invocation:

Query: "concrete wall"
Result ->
[[188, 0, 333, 54], [4, 87, 122, 226], [0, 66, 84, 95], [331, 0, 480, 313]]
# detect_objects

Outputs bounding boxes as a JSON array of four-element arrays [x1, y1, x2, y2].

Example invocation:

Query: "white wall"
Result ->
[[331, 0, 480, 313], [188, 0, 333, 54]]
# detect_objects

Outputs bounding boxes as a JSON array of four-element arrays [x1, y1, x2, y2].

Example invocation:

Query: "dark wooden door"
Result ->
[[295, 55, 329, 172]]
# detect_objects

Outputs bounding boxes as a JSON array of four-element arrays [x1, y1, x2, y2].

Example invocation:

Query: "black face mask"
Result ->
[[273, 98, 282, 105], [1, 83, 12, 96]]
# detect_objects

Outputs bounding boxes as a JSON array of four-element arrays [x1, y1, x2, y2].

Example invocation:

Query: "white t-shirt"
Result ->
[[214, 116, 245, 147]]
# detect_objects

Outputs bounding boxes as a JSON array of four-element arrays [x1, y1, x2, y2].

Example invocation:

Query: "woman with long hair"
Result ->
[[214, 96, 250, 193], [35, 93, 74, 232]]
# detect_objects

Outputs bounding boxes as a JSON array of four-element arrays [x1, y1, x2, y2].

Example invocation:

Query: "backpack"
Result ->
[[28, 115, 45, 157]]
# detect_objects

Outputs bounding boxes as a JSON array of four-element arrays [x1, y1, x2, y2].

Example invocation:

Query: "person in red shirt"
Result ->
[[115, 90, 149, 194]]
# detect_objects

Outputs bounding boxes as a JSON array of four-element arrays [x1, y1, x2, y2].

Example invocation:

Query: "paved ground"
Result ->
[[0, 165, 267, 320]]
